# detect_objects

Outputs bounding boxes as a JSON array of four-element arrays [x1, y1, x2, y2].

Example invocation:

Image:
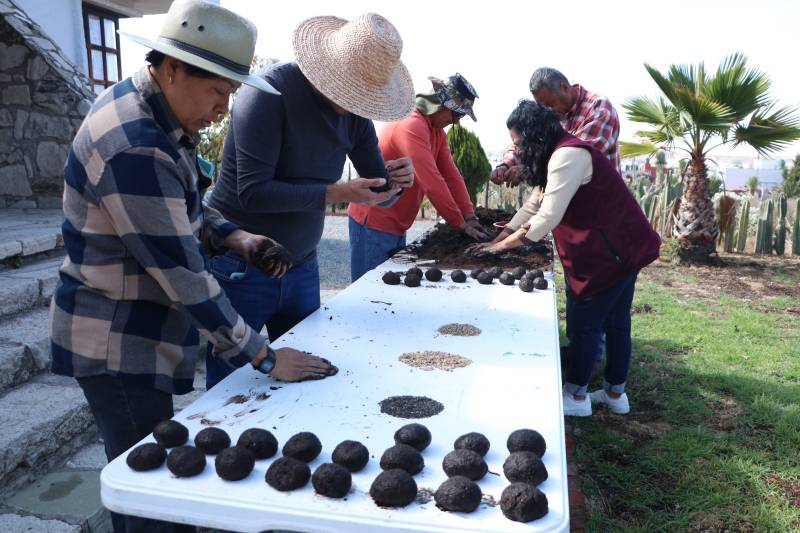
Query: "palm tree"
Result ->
[[622, 53, 800, 262]]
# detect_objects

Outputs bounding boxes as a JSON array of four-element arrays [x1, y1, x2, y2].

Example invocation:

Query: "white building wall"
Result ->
[[15, 0, 88, 76]]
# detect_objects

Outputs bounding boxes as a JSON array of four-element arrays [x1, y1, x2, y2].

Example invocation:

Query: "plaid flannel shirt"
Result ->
[[502, 84, 621, 174], [50, 67, 268, 394]]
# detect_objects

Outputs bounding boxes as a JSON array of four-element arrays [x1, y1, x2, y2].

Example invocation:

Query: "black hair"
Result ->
[[144, 50, 219, 79], [505, 100, 564, 188]]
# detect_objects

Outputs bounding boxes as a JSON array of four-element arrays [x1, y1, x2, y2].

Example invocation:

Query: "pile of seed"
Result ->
[[437, 323, 481, 336], [399, 351, 472, 371], [379, 396, 445, 419]]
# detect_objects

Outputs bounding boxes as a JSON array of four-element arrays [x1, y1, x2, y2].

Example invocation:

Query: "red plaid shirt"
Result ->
[[502, 84, 621, 173]]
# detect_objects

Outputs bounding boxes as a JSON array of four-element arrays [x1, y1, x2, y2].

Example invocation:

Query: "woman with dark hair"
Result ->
[[471, 100, 660, 416]]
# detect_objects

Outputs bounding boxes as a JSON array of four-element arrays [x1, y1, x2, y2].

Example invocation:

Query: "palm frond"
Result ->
[[670, 87, 734, 133], [733, 104, 800, 156], [703, 53, 771, 121], [620, 141, 660, 158]]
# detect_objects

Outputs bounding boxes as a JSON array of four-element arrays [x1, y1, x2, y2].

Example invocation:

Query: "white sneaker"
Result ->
[[562, 390, 592, 417], [589, 389, 630, 415]]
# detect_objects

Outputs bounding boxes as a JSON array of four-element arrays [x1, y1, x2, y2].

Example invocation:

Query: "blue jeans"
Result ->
[[564, 272, 638, 396], [348, 216, 406, 282], [77, 375, 195, 533], [206, 253, 321, 389], [565, 281, 606, 362]]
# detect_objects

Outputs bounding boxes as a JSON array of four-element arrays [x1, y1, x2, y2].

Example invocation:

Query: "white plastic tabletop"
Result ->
[[101, 260, 569, 533]]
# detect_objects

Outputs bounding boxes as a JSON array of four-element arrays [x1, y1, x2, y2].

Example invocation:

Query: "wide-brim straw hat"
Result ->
[[120, 0, 279, 95], [293, 13, 414, 121]]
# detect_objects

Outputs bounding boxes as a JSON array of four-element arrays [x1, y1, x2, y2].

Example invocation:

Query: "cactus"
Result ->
[[792, 198, 800, 256], [775, 194, 787, 256], [755, 198, 774, 254], [717, 195, 737, 253], [735, 199, 750, 252]]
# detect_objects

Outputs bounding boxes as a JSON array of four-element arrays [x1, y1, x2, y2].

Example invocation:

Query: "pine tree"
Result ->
[[447, 125, 491, 205]]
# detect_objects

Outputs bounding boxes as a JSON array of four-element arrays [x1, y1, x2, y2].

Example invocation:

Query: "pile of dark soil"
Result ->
[[404, 207, 552, 270]]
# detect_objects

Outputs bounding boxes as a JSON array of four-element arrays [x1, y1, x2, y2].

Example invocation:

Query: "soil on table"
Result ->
[[379, 396, 444, 419], [403, 207, 552, 270], [437, 323, 481, 336], [398, 351, 472, 371]]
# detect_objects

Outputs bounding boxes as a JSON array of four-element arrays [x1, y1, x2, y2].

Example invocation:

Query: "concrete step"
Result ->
[[0, 209, 64, 261], [0, 307, 51, 393], [0, 376, 96, 495], [0, 514, 81, 533], [0, 255, 63, 319]]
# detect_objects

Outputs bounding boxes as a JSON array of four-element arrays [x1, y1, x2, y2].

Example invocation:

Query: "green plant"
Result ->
[[781, 154, 800, 198], [746, 175, 760, 196], [622, 53, 800, 263], [716, 195, 738, 252], [755, 198, 774, 254], [775, 193, 787, 255], [659, 238, 680, 262], [792, 198, 799, 255], [735, 198, 750, 252], [447, 125, 491, 205]]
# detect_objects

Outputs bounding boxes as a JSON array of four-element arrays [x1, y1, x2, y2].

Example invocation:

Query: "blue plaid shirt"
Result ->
[[50, 67, 268, 394]]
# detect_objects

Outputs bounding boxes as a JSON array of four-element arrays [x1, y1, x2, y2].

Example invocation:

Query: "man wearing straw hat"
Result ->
[[51, 2, 336, 530], [206, 13, 416, 388], [348, 73, 490, 281]]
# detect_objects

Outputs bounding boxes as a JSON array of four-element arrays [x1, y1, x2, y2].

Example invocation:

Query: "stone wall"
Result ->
[[0, 0, 94, 209]]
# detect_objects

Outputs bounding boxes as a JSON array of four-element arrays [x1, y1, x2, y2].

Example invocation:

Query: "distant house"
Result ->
[[0, 0, 171, 208], [723, 168, 783, 194]]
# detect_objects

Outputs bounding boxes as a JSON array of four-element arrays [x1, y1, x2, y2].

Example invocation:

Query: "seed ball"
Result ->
[[332, 440, 369, 472], [404, 274, 421, 287], [382, 271, 401, 285], [487, 266, 504, 278], [534, 277, 549, 290], [393, 423, 432, 451], [512, 266, 527, 279], [442, 449, 487, 481], [503, 451, 548, 485], [127, 443, 167, 471], [526, 269, 544, 280], [194, 427, 230, 455], [166, 446, 206, 477], [507, 428, 546, 457], [450, 270, 467, 283], [406, 267, 423, 278], [454, 432, 490, 457], [215, 446, 256, 481], [424, 268, 443, 282], [282, 432, 322, 462], [266, 456, 310, 491], [519, 278, 534, 292], [477, 272, 493, 285], [236, 428, 278, 459], [370, 469, 417, 508], [499, 272, 515, 285], [470, 268, 485, 279], [434, 475, 482, 513], [153, 420, 188, 448], [380, 443, 424, 475], [312, 463, 352, 498], [500, 482, 549, 522]]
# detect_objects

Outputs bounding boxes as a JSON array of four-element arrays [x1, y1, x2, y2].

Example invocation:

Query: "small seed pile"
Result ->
[[399, 351, 472, 371], [437, 323, 481, 336]]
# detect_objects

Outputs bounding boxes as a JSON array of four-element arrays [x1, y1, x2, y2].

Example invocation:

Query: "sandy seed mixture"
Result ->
[[399, 350, 472, 371], [437, 323, 481, 336]]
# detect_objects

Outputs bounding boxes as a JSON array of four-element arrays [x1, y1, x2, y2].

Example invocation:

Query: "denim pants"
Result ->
[[565, 276, 606, 362], [564, 272, 638, 396], [348, 216, 406, 282], [206, 253, 321, 388], [77, 375, 196, 533]]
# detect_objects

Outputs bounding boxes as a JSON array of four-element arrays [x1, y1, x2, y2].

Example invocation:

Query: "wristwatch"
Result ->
[[256, 346, 277, 375]]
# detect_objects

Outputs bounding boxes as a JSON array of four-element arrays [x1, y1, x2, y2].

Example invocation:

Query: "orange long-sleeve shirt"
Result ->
[[348, 110, 474, 236]]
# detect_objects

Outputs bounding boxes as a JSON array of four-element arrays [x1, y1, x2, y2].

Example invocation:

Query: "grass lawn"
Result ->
[[557, 254, 800, 532]]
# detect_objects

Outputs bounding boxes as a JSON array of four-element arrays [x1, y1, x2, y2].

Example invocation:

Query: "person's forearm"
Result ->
[[238, 178, 328, 213]]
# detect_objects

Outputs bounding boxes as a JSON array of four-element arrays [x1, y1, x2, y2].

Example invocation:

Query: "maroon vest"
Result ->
[[551, 133, 660, 299]]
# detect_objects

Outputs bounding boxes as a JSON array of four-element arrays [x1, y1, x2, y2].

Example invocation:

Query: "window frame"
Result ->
[[82, 4, 122, 94]]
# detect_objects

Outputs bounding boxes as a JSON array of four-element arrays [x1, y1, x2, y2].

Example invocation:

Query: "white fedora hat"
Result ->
[[293, 13, 414, 122], [120, 0, 279, 95]]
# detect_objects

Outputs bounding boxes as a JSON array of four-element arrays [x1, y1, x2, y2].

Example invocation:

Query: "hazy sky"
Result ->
[[120, 0, 800, 160]]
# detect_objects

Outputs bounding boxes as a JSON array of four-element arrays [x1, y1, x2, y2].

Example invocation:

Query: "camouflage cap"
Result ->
[[429, 72, 478, 121]]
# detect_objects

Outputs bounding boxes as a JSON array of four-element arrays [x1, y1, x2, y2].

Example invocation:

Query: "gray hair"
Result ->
[[529, 67, 570, 94]]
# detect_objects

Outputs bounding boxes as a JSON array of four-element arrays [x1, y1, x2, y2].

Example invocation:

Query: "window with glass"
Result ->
[[83, 5, 121, 95]]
